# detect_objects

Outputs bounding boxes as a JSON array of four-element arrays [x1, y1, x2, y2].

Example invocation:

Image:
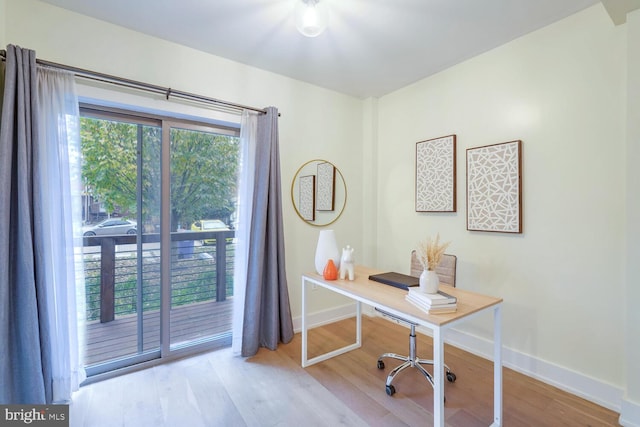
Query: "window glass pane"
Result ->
[[80, 115, 162, 369], [169, 126, 239, 349]]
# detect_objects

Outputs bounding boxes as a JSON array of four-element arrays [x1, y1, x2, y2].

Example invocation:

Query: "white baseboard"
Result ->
[[293, 304, 626, 416], [440, 326, 623, 413], [620, 399, 640, 427]]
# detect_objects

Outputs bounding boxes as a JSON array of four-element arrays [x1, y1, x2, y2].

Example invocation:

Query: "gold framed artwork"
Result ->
[[415, 134, 456, 212], [466, 140, 522, 233], [290, 159, 347, 227]]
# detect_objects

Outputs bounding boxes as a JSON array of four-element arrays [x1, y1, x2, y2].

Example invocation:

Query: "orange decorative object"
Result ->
[[323, 259, 338, 280]]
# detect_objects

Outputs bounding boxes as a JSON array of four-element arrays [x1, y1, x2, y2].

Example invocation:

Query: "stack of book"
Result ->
[[406, 289, 457, 314]]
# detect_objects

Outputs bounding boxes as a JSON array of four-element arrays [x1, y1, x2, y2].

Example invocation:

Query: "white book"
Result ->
[[407, 289, 457, 306], [406, 294, 457, 314], [406, 292, 457, 308]]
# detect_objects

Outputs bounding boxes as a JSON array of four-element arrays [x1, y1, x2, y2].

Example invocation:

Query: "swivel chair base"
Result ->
[[377, 322, 456, 397]]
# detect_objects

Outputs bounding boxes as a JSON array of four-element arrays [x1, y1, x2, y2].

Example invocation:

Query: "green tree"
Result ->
[[169, 127, 239, 230], [80, 117, 239, 231], [80, 118, 140, 215]]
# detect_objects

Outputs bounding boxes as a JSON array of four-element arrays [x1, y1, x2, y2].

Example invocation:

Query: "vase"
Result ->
[[419, 269, 440, 294], [315, 229, 340, 275]]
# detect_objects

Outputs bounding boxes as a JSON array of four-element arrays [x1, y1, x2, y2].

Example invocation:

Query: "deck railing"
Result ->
[[82, 230, 235, 323]]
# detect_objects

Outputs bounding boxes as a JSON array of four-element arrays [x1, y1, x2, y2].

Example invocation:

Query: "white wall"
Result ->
[[0, 0, 6, 47], [4, 0, 365, 320], [376, 4, 627, 410], [623, 8, 640, 427], [361, 97, 379, 267]]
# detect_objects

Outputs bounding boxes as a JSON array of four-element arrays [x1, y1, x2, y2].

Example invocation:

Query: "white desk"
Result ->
[[301, 265, 503, 427]]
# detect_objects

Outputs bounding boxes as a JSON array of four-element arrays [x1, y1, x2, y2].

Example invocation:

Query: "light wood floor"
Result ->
[[70, 316, 620, 426]]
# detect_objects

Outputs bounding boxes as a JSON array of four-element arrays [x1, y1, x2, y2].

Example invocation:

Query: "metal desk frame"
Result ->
[[301, 265, 503, 427]]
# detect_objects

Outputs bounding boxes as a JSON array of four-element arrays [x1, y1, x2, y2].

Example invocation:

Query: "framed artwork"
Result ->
[[299, 175, 316, 221], [415, 134, 456, 212], [316, 161, 336, 211], [466, 140, 522, 233]]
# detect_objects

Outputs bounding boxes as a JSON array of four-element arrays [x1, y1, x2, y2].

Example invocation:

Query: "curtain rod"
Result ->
[[0, 49, 270, 115]]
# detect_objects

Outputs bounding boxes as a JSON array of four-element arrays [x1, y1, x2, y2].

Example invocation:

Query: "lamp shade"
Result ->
[[295, 0, 329, 38], [315, 229, 340, 275]]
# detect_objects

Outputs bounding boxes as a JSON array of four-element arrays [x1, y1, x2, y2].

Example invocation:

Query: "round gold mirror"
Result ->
[[291, 159, 346, 227]]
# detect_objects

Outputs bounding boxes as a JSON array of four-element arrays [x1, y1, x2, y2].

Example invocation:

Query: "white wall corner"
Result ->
[[620, 399, 640, 427], [600, 0, 640, 25], [627, 7, 640, 425], [361, 97, 379, 268]]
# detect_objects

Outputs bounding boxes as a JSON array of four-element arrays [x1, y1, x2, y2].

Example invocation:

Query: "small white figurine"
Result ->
[[339, 245, 355, 280]]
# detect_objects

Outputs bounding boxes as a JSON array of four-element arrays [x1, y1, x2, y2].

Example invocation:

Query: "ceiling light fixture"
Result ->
[[295, 0, 329, 38]]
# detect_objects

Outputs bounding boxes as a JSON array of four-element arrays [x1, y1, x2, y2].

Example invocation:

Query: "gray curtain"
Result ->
[[0, 45, 52, 403], [241, 107, 294, 356]]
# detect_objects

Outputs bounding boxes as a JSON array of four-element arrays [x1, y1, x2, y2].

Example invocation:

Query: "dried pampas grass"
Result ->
[[416, 234, 450, 271]]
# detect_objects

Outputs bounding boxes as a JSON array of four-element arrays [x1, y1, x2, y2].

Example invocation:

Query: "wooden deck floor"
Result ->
[[84, 298, 233, 366]]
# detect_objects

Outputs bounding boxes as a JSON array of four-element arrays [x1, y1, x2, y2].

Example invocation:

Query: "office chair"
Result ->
[[376, 251, 458, 396]]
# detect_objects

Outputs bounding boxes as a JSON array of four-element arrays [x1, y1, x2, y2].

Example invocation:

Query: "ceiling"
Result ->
[[38, 0, 607, 99]]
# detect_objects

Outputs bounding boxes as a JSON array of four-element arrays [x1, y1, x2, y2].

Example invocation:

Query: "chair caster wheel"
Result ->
[[446, 372, 457, 383], [385, 384, 396, 396], [377, 360, 385, 370]]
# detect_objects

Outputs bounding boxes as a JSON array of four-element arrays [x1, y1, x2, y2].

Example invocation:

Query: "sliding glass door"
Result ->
[[79, 107, 239, 376], [80, 110, 162, 374]]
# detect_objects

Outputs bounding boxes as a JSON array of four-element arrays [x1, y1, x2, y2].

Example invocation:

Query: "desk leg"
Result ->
[[356, 300, 362, 346], [301, 276, 309, 367], [433, 327, 444, 427], [493, 304, 503, 426], [300, 278, 362, 367]]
